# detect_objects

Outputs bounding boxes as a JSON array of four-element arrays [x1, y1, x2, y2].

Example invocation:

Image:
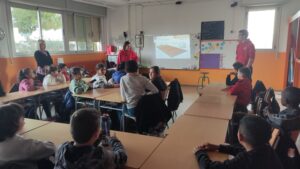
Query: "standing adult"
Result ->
[[34, 39, 53, 82], [236, 29, 256, 73], [117, 41, 138, 65]]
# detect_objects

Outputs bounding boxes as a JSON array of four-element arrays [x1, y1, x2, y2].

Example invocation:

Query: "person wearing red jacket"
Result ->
[[236, 30, 255, 74], [117, 41, 138, 65], [228, 67, 252, 113]]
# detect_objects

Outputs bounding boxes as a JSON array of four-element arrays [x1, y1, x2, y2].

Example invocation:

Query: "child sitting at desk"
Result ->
[[226, 62, 243, 86], [120, 60, 158, 119], [58, 63, 70, 82], [149, 66, 167, 100], [0, 103, 55, 169], [110, 62, 126, 84], [43, 66, 66, 86], [268, 87, 300, 169], [194, 115, 283, 169], [227, 67, 252, 113], [69, 67, 92, 94], [18, 68, 53, 120], [54, 108, 127, 169], [92, 63, 118, 88]]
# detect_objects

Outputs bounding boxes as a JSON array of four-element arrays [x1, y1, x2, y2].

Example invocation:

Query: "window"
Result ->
[[68, 15, 101, 52], [10, 5, 102, 55], [40, 11, 64, 52], [247, 8, 276, 50], [11, 7, 40, 54], [11, 7, 64, 55]]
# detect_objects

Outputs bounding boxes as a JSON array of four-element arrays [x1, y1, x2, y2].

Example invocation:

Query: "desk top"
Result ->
[[73, 88, 119, 99], [141, 115, 229, 169], [184, 99, 234, 120], [23, 122, 163, 169], [0, 83, 69, 103], [195, 95, 236, 105], [199, 84, 228, 96], [19, 119, 50, 135], [95, 89, 124, 103]]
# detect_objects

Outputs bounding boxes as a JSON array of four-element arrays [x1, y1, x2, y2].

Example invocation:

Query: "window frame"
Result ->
[[245, 6, 281, 51], [7, 2, 103, 57]]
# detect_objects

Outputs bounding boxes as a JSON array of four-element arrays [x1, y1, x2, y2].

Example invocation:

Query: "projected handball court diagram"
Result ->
[[158, 45, 187, 57]]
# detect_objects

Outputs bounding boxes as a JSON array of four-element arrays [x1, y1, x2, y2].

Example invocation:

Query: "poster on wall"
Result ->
[[200, 40, 238, 69]]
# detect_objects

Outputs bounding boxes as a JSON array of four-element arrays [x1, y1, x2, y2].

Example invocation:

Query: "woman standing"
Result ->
[[34, 39, 53, 82], [117, 41, 138, 65]]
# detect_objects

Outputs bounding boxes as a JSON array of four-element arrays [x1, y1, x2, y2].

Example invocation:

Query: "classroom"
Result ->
[[0, 0, 300, 168]]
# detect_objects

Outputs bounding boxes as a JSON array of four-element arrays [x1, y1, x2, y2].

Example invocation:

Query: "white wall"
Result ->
[[107, 0, 300, 67]]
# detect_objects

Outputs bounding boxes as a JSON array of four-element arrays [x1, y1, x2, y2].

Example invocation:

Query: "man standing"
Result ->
[[236, 30, 255, 73]]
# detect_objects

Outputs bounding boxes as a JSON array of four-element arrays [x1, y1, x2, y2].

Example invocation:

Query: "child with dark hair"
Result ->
[[149, 66, 167, 100], [91, 63, 117, 88], [228, 67, 252, 113], [110, 62, 126, 84], [43, 66, 66, 86], [54, 108, 127, 169], [69, 67, 91, 94], [18, 68, 53, 119], [268, 87, 300, 169], [0, 103, 55, 169], [226, 62, 244, 86], [58, 63, 70, 81], [194, 115, 283, 169], [120, 60, 158, 118], [18, 68, 37, 91]]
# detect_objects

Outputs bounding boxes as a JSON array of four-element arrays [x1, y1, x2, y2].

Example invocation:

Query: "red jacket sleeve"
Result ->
[[131, 50, 138, 63], [117, 50, 123, 65], [229, 83, 240, 96], [248, 43, 255, 60]]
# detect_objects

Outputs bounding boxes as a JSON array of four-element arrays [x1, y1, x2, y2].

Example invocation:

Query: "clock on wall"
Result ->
[[0, 28, 5, 41]]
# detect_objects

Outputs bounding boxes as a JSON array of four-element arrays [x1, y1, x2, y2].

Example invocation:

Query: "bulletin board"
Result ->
[[200, 40, 238, 69]]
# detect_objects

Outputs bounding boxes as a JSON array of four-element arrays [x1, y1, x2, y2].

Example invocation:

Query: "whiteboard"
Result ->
[[200, 40, 238, 69]]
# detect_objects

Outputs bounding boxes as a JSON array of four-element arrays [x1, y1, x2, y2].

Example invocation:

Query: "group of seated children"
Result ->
[[0, 103, 127, 169], [212, 61, 300, 169], [18, 64, 70, 120]]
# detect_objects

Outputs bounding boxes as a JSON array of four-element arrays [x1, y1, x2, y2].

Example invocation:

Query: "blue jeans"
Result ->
[[118, 105, 135, 130]]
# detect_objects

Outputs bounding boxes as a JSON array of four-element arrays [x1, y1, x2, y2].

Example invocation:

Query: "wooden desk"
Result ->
[[20, 119, 50, 135], [195, 95, 236, 105], [184, 100, 234, 120], [199, 84, 227, 96], [141, 115, 229, 169], [96, 89, 124, 103], [73, 88, 114, 99], [23, 122, 163, 169], [0, 83, 69, 104]]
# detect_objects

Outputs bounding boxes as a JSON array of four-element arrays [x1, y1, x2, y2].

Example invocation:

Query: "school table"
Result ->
[[141, 115, 229, 169], [184, 99, 234, 120], [198, 84, 228, 96], [19, 118, 50, 135], [23, 122, 163, 169], [195, 95, 236, 105]]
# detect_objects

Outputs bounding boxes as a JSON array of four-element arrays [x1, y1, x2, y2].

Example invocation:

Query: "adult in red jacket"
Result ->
[[117, 41, 138, 65], [236, 30, 255, 73]]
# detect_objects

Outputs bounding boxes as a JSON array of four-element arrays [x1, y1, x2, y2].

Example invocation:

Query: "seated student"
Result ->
[[58, 63, 70, 82], [54, 108, 127, 169], [19, 68, 53, 120], [268, 87, 300, 169], [110, 62, 126, 84], [69, 67, 92, 94], [149, 66, 167, 100], [194, 115, 284, 169], [43, 66, 66, 86], [91, 63, 117, 88], [226, 62, 244, 86], [228, 67, 252, 113], [0, 103, 55, 169], [120, 60, 158, 118]]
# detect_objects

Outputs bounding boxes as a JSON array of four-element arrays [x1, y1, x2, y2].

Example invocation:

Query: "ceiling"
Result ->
[[74, 0, 209, 7], [74, 0, 289, 8]]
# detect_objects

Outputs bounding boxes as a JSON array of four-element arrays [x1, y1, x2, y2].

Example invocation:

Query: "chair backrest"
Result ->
[[167, 79, 183, 111], [9, 83, 19, 93], [0, 81, 5, 96], [264, 88, 275, 104], [295, 131, 300, 155], [269, 128, 280, 148]]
